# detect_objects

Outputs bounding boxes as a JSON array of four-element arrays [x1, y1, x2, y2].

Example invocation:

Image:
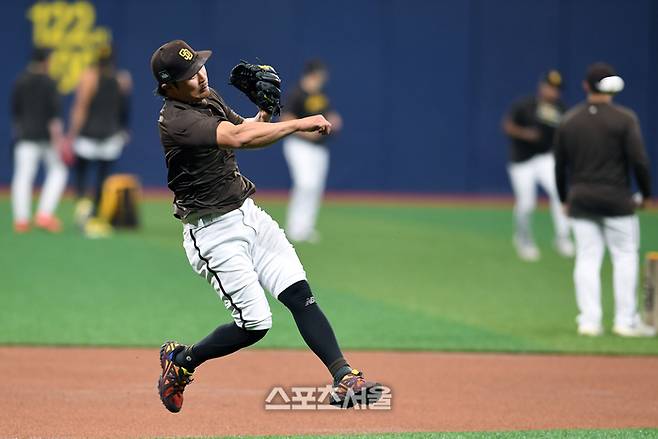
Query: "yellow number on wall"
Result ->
[[26, 0, 111, 94]]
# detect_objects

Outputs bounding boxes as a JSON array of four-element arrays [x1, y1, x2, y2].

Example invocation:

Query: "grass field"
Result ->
[[2, 196, 657, 355]]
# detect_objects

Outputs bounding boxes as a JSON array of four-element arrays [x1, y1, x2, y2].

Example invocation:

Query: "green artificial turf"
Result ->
[[1, 197, 658, 354], [159, 428, 658, 438]]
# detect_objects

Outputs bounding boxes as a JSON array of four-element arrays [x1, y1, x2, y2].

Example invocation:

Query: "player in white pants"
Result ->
[[283, 136, 329, 242], [10, 48, 67, 233], [507, 152, 572, 259], [570, 216, 641, 333], [504, 70, 574, 261], [282, 60, 342, 243], [151, 41, 379, 413], [11, 141, 68, 231], [555, 62, 654, 337]]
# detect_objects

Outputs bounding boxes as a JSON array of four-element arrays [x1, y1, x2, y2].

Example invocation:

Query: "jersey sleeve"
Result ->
[[553, 124, 568, 203], [47, 78, 61, 121], [215, 91, 244, 125], [284, 88, 305, 118], [508, 98, 529, 126], [223, 104, 244, 125], [624, 112, 652, 198], [165, 108, 224, 147]]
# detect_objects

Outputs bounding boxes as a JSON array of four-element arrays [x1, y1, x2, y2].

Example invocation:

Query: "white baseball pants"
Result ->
[[283, 136, 329, 242], [571, 215, 641, 328], [11, 140, 68, 223], [182, 198, 307, 331], [508, 153, 570, 245], [74, 133, 125, 161]]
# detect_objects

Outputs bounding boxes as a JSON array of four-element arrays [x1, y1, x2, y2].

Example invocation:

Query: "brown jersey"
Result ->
[[554, 101, 651, 218], [158, 88, 256, 220]]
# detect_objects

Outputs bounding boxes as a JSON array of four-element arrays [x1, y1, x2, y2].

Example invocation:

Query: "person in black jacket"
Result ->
[[64, 44, 132, 236], [10, 48, 67, 233], [554, 62, 654, 337]]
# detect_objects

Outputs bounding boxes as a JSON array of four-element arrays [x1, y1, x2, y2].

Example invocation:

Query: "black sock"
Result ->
[[278, 280, 350, 381], [174, 323, 268, 371]]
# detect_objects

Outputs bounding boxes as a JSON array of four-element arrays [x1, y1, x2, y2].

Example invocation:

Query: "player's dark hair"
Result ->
[[155, 81, 179, 97], [155, 84, 167, 97], [31, 47, 51, 63], [303, 59, 327, 75]]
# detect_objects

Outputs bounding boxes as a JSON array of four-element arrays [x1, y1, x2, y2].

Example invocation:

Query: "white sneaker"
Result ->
[[555, 238, 575, 258], [613, 322, 656, 337], [578, 324, 603, 337], [514, 238, 540, 262]]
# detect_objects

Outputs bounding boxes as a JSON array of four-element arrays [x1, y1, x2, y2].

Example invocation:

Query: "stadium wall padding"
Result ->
[[1, 0, 656, 195]]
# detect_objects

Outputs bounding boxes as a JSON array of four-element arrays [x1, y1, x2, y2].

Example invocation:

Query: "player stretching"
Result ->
[[151, 40, 380, 412]]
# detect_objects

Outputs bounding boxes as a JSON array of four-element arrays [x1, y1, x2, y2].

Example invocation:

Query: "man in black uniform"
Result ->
[[10, 48, 67, 233], [555, 62, 654, 337], [281, 59, 342, 243], [151, 40, 379, 413], [66, 44, 132, 237], [503, 71, 574, 261]]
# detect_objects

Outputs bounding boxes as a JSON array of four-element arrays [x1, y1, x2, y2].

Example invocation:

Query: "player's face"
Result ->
[[539, 82, 560, 102], [170, 65, 211, 102], [306, 70, 328, 93]]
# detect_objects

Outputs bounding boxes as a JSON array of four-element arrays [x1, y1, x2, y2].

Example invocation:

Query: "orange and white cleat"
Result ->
[[35, 214, 62, 233], [13, 221, 30, 234]]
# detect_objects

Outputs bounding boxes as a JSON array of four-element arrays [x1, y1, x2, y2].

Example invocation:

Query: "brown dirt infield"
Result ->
[[3, 347, 658, 438]]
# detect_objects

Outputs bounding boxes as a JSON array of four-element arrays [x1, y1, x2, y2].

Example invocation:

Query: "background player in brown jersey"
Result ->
[[281, 59, 342, 243], [151, 40, 380, 413]]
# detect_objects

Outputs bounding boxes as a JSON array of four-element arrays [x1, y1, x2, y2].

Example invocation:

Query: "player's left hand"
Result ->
[[58, 136, 75, 166], [257, 109, 272, 122]]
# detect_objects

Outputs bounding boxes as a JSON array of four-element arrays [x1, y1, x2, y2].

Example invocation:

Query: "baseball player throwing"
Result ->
[[151, 40, 380, 412], [503, 71, 574, 261]]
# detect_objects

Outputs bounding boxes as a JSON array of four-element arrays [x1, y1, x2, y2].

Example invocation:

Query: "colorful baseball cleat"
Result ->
[[330, 369, 382, 408], [157, 341, 194, 413]]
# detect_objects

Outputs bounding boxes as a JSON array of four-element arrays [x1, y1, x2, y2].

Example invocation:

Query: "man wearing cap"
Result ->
[[503, 70, 574, 261], [555, 62, 654, 337], [151, 40, 380, 413]]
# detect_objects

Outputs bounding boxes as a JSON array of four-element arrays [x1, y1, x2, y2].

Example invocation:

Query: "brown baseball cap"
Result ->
[[541, 69, 563, 89], [150, 40, 211, 84]]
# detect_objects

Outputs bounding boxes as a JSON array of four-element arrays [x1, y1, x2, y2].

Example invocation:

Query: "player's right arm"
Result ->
[[215, 115, 331, 149], [553, 125, 568, 206], [66, 68, 98, 140], [502, 100, 540, 142], [624, 112, 651, 203]]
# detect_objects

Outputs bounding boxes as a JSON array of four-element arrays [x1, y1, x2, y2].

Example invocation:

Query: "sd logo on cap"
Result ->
[[151, 40, 212, 84]]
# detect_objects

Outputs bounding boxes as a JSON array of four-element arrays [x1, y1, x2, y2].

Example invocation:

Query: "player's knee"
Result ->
[[278, 280, 316, 313], [242, 313, 272, 331]]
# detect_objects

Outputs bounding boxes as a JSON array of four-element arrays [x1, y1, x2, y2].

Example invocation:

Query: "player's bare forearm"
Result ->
[[216, 115, 330, 149], [48, 118, 63, 145], [280, 112, 322, 142]]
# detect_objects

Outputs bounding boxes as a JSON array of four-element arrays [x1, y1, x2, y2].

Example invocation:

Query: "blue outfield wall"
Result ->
[[0, 0, 657, 195]]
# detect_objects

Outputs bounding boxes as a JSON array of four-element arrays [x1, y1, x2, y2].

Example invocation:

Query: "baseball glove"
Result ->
[[229, 61, 282, 116]]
